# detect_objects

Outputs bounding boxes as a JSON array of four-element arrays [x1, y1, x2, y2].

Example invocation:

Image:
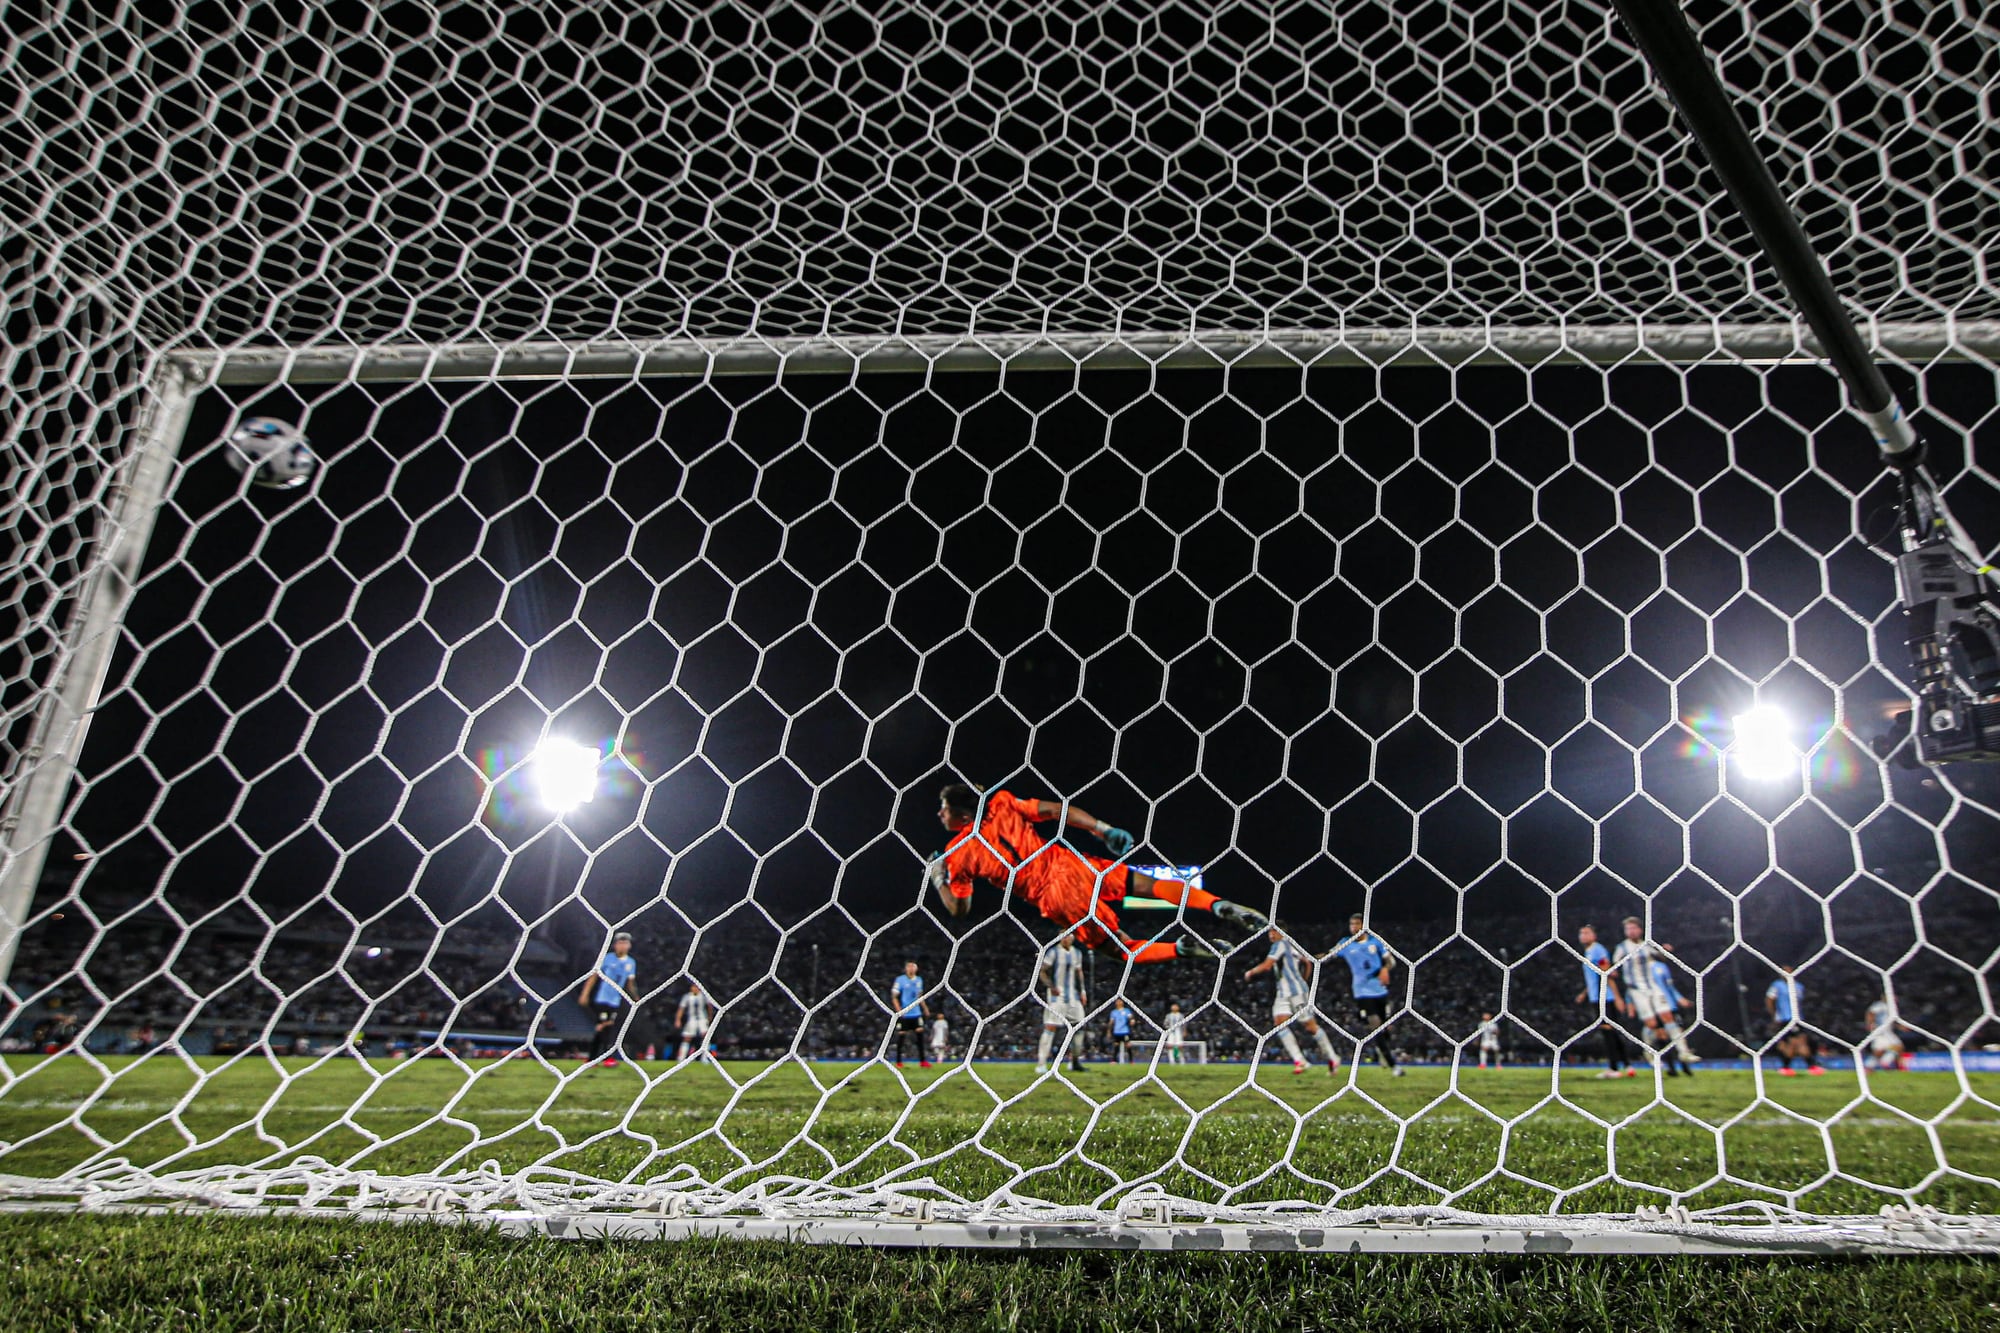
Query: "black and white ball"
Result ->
[[226, 417, 317, 490]]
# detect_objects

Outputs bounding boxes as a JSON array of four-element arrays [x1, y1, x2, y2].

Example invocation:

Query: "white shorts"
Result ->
[[1043, 998, 1085, 1028], [681, 1021, 710, 1040], [1625, 987, 1674, 1024], [1273, 990, 1313, 1021], [1479, 1038, 1501, 1052], [1868, 1031, 1904, 1053]]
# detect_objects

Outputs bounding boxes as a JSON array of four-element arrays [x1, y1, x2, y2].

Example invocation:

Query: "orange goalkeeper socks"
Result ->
[[1146, 877, 1218, 913], [1128, 940, 1180, 964]]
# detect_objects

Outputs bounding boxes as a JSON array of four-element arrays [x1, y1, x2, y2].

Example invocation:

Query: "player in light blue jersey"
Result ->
[[1037, 931, 1089, 1072], [578, 932, 637, 1066], [1106, 998, 1134, 1063], [1325, 913, 1401, 1074], [889, 960, 931, 1068], [1243, 924, 1340, 1074], [1650, 958, 1702, 1067], [1575, 924, 1632, 1079], [1764, 966, 1822, 1076]]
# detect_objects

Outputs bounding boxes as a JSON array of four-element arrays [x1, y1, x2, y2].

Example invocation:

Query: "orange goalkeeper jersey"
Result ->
[[941, 790, 1122, 925]]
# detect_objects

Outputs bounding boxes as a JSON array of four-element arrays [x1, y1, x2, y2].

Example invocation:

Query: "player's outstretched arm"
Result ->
[[1242, 956, 1276, 982], [928, 857, 972, 918], [1031, 799, 1134, 856]]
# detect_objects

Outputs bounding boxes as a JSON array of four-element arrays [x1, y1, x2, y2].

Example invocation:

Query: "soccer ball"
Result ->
[[225, 417, 317, 490]]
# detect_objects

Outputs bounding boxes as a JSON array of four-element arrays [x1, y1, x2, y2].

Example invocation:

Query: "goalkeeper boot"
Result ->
[[1212, 899, 1269, 931], [1173, 939, 1221, 962]]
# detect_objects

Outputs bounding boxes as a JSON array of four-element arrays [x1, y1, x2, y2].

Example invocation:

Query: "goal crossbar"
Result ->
[[175, 322, 2000, 387]]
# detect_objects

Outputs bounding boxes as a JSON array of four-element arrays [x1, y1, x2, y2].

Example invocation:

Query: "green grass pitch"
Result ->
[[2, 1056, 1997, 1330]]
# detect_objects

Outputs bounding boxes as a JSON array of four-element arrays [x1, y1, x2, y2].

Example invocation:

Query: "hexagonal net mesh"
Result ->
[[3, 1, 1999, 1252]]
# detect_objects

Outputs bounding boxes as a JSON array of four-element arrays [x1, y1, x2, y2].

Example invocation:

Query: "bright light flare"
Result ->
[[530, 738, 601, 812], [1730, 705, 1799, 780]]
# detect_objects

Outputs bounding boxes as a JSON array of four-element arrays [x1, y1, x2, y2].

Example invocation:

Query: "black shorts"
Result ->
[[897, 1016, 922, 1033], [1111, 1033, 1130, 1046], [1354, 995, 1391, 1023], [594, 1005, 625, 1027], [1772, 1022, 1803, 1043]]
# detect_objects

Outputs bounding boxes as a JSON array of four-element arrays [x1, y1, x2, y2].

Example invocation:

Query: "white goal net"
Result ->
[[3, 0, 1999, 1254]]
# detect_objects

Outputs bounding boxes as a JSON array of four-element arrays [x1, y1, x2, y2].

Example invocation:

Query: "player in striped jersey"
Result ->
[[930, 784, 1266, 963], [1162, 1002, 1187, 1064], [1576, 923, 1633, 1079], [1609, 917, 1693, 1076], [1037, 931, 1088, 1072], [674, 982, 711, 1062], [1864, 994, 1907, 1071], [1475, 1014, 1502, 1069], [1244, 924, 1340, 1074]]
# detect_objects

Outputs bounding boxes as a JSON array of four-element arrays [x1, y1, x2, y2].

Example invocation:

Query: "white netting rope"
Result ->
[[3, 1162, 1995, 1255], [3, 0, 1999, 1251]]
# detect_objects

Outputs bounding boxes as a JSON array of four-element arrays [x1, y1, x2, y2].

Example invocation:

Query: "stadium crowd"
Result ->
[[581, 900, 1997, 1065], [2, 896, 553, 1056], [7, 888, 1994, 1065]]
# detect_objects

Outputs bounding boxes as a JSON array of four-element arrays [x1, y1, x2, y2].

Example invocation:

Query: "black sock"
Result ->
[[589, 1025, 609, 1061], [1601, 1027, 1625, 1070]]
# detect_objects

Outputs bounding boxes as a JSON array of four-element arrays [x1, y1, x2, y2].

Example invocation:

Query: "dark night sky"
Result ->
[[8, 0, 1999, 975], [41, 357, 1999, 970]]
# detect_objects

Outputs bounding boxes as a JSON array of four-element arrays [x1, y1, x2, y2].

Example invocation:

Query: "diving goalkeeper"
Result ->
[[927, 783, 1266, 963]]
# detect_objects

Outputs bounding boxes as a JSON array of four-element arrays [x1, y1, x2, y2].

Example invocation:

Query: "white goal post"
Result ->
[[4, 0, 2000, 1256]]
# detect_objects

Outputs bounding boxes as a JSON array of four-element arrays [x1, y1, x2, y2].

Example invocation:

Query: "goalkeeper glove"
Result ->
[[1099, 825, 1135, 857]]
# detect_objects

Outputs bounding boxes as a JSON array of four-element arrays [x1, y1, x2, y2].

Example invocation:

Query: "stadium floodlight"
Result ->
[[529, 739, 600, 813], [1729, 706, 1798, 781]]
